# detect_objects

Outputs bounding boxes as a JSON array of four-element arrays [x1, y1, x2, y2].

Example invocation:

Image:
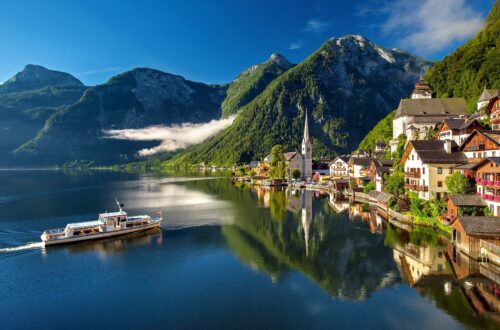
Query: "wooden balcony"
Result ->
[[404, 184, 428, 191], [404, 171, 421, 178]]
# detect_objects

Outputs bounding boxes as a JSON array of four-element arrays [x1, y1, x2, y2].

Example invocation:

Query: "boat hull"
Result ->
[[42, 220, 161, 246]]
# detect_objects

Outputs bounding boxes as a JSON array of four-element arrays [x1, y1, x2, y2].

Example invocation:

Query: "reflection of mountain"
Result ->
[[219, 188, 400, 301]]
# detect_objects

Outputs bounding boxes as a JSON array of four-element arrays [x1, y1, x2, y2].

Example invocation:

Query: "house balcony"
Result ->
[[404, 171, 421, 178], [404, 184, 428, 192], [480, 194, 500, 202]]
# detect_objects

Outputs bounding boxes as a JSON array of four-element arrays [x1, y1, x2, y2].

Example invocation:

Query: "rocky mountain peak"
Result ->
[[269, 53, 293, 69], [0, 64, 83, 93]]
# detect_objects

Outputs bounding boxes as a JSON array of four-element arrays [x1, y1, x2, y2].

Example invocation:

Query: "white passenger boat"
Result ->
[[41, 200, 162, 246]]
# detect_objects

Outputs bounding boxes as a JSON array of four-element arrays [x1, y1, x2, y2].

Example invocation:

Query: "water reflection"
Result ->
[[224, 184, 500, 325]]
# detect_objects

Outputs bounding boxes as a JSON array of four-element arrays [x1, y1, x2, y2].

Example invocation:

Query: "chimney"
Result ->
[[444, 140, 452, 153]]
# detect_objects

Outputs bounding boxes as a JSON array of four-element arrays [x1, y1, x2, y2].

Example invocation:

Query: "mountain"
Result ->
[[168, 35, 431, 166], [0, 65, 87, 163], [12, 68, 227, 165], [221, 54, 293, 117], [425, 0, 500, 111], [357, 110, 395, 155], [0, 64, 83, 93]]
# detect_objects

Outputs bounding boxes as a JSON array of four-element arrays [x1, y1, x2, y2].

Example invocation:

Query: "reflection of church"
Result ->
[[301, 190, 313, 257]]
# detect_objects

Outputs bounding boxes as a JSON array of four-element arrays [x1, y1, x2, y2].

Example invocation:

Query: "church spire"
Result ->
[[303, 111, 310, 143]]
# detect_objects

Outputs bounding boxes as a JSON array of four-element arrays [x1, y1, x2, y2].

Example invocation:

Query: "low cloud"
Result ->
[[289, 40, 304, 50], [302, 18, 331, 33], [378, 0, 484, 55], [104, 116, 235, 157]]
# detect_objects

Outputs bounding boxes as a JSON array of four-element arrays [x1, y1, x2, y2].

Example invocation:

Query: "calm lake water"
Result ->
[[0, 170, 498, 329]]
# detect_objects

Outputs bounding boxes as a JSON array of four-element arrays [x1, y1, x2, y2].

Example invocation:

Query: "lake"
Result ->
[[0, 170, 498, 329]]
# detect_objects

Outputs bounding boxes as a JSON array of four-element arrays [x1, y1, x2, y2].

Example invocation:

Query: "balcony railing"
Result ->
[[480, 194, 500, 202], [404, 184, 428, 192], [404, 171, 421, 178], [415, 185, 428, 192]]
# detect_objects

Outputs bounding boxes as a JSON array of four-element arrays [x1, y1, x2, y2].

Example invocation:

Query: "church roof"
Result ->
[[303, 111, 310, 142], [478, 88, 500, 102], [395, 98, 467, 119], [284, 152, 299, 161]]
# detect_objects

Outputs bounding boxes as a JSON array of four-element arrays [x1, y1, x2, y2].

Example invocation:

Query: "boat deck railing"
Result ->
[[44, 228, 65, 234]]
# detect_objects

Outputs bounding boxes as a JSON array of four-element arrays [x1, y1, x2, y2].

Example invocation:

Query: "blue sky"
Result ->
[[0, 0, 494, 86]]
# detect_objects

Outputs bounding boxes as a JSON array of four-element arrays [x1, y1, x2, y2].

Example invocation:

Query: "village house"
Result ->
[[329, 156, 349, 178], [437, 118, 483, 146], [374, 141, 389, 158], [367, 159, 393, 192], [390, 79, 468, 152], [400, 140, 468, 200], [451, 216, 500, 263], [312, 159, 331, 176], [476, 87, 499, 114], [458, 129, 500, 163], [473, 157, 500, 216], [348, 157, 375, 179], [445, 195, 487, 223], [284, 152, 302, 178], [489, 99, 500, 130]]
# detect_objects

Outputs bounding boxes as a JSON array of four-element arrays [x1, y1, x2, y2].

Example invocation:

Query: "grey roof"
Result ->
[[459, 119, 483, 130], [458, 216, 500, 236], [478, 88, 500, 102], [408, 116, 449, 125], [454, 162, 479, 170], [395, 98, 467, 119], [442, 118, 466, 130], [351, 157, 375, 167], [410, 140, 467, 164], [448, 195, 487, 207], [284, 152, 299, 161]]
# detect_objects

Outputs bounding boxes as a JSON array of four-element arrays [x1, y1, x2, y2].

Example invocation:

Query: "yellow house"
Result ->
[[400, 140, 468, 200]]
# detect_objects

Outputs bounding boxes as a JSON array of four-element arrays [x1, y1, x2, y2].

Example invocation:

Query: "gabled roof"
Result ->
[[284, 152, 299, 161], [330, 156, 350, 164], [395, 98, 467, 119], [448, 195, 487, 207], [350, 157, 375, 167], [478, 88, 500, 102], [458, 216, 500, 236], [459, 118, 483, 130], [401, 140, 467, 165], [458, 129, 500, 151], [440, 118, 466, 131], [468, 157, 500, 171]]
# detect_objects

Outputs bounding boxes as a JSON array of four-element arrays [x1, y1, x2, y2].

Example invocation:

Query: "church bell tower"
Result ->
[[301, 111, 313, 178]]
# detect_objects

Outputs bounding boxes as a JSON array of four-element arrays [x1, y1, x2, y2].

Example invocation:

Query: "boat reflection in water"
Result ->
[[42, 228, 163, 256], [229, 185, 499, 325]]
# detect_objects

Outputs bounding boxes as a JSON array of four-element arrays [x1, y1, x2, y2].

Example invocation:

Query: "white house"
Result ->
[[329, 156, 349, 178]]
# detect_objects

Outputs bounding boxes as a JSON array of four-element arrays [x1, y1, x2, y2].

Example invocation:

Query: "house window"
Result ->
[[438, 181, 443, 187], [437, 167, 443, 174], [473, 153, 476, 158], [423, 168, 425, 174]]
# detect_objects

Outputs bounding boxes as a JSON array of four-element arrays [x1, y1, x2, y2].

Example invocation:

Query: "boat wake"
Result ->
[[0, 242, 43, 253]]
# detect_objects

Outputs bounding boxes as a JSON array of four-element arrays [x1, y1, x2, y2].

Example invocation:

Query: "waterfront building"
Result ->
[[451, 216, 500, 262], [283, 112, 313, 179], [367, 159, 393, 192], [445, 195, 487, 223], [348, 157, 375, 180], [329, 156, 350, 178], [473, 157, 500, 216], [312, 159, 331, 176], [400, 140, 468, 200], [459, 129, 500, 163]]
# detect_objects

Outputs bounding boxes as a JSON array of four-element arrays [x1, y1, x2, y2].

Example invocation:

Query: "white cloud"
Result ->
[[379, 0, 484, 55], [104, 116, 236, 156], [302, 18, 331, 33], [288, 40, 304, 50]]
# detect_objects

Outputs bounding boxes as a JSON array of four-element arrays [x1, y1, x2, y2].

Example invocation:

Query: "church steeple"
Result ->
[[301, 111, 312, 177]]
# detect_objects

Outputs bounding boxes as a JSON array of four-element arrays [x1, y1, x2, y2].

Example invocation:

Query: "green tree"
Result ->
[[363, 181, 376, 193], [269, 144, 286, 179], [384, 171, 405, 197], [445, 172, 474, 195], [292, 168, 301, 179]]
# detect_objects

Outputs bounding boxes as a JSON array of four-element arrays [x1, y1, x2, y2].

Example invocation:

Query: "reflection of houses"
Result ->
[[328, 193, 349, 214], [451, 216, 500, 264], [393, 243, 451, 287], [401, 140, 468, 200]]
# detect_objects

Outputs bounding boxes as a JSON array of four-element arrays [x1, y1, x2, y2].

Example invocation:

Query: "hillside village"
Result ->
[[234, 80, 500, 264]]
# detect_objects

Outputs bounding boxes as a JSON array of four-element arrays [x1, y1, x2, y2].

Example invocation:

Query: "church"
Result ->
[[284, 112, 313, 178]]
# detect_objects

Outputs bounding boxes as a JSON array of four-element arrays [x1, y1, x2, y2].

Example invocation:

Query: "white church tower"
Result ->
[[301, 111, 313, 178]]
